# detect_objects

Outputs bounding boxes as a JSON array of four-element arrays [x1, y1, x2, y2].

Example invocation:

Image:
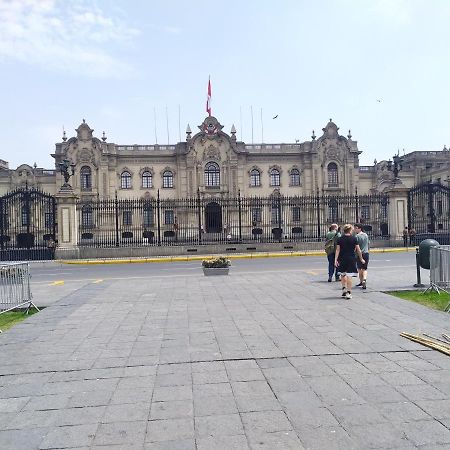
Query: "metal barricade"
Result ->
[[430, 246, 450, 290], [0, 262, 36, 314]]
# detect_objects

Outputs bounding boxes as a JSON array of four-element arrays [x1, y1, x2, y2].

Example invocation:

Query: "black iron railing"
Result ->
[[76, 191, 391, 247]]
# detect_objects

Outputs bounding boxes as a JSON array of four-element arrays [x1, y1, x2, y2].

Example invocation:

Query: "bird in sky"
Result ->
[[376, 99, 382, 103], [272, 114, 278, 119]]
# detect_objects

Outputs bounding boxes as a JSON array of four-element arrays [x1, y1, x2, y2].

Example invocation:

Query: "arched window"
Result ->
[[121, 171, 132, 189], [250, 169, 261, 187], [81, 205, 93, 228], [142, 171, 152, 188], [290, 169, 300, 186], [204, 162, 220, 187], [327, 163, 338, 186], [270, 169, 280, 186], [163, 170, 173, 188], [80, 166, 92, 191]]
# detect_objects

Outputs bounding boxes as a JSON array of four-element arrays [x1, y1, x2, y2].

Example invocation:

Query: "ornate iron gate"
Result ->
[[408, 183, 450, 244], [0, 187, 57, 261]]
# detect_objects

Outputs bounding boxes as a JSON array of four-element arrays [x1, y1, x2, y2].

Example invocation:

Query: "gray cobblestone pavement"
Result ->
[[1, 261, 450, 449]]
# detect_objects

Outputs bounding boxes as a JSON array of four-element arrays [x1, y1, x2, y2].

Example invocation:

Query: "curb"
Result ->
[[59, 247, 415, 265]]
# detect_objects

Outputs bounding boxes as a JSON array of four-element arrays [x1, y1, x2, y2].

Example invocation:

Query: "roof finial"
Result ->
[[311, 130, 316, 140], [62, 126, 67, 142], [329, 118, 332, 122], [102, 131, 107, 142], [347, 129, 352, 139], [83, 118, 86, 124], [186, 124, 192, 140]]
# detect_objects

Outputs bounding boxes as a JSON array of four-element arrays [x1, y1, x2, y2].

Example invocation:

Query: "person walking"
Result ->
[[409, 227, 416, 245], [403, 227, 409, 247], [325, 223, 339, 282], [334, 224, 365, 299], [354, 223, 369, 290]]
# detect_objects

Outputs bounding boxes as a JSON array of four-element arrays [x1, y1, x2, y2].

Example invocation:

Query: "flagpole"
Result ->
[[178, 104, 181, 142], [239, 106, 243, 142], [260, 107, 264, 144], [165, 105, 170, 145], [250, 106, 254, 144], [154, 107, 158, 145]]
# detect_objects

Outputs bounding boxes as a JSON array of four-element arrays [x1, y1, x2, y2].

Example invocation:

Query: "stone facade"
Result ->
[[1, 117, 449, 198]]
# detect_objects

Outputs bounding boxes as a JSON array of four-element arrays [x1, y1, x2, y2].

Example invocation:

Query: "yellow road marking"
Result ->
[[49, 280, 64, 286], [307, 270, 318, 275], [92, 279, 103, 284]]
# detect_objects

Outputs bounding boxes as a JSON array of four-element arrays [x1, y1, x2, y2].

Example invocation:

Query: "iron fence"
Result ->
[[0, 186, 56, 261], [430, 245, 450, 291], [408, 182, 450, 244], [76, 191, 390, 247], [0, 262, 36, 314]]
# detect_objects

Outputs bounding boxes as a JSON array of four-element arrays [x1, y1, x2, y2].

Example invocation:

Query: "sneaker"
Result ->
[[335, 276, 340, 281], [345, 291, 352, 299], [362, 281, 367, 290], [328, 277, 332, 282], [356, 283, 363, 287]]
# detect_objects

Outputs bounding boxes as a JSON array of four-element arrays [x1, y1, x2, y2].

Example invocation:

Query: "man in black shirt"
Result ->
[[334, 224, 365, 300]]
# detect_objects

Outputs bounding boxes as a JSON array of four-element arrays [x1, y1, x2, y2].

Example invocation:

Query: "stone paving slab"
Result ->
[[0, 264, 449, 449]]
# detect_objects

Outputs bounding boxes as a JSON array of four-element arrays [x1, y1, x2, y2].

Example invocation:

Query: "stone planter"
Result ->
[[202, 267, 230, 276]]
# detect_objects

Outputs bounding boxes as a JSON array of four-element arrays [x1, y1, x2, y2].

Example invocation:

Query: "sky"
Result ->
[[1, 0, 450, 169]]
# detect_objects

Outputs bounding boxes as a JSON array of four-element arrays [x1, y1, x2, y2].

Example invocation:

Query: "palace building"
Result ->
[[1, 116, 449, 198], [0, 116, 448, 260]]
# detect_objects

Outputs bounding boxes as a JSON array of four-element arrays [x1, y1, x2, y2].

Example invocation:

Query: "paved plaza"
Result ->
[[1, 256, 450, 449]]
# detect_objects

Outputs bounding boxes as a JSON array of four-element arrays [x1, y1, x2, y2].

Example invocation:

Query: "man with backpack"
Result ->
[[325, 223, 340, 282], [354, 223, 369, 290]]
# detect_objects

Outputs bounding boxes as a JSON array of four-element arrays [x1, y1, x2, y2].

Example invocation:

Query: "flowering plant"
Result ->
[[201, 256, 231, 268]]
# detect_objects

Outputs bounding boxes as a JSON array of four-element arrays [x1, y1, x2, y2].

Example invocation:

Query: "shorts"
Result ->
[[357, 253, 369, 270], [337, 255, 358, 276]]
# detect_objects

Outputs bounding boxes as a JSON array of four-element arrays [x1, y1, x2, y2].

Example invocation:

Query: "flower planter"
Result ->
[[202, 267, 230, 276]]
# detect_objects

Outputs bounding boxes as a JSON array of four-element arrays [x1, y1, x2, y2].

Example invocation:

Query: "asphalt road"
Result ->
[[29, 251, 420, 307]]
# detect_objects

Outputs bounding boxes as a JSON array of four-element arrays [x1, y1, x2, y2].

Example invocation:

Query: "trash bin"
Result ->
[[418, 239, 439, 270]]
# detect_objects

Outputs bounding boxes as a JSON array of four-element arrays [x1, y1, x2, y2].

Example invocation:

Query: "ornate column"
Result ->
[[384, 182, 409, 240]]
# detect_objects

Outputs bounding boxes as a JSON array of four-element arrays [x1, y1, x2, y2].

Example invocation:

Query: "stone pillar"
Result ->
[[385, 182, 409, 240], [54, 186, 79, 258]]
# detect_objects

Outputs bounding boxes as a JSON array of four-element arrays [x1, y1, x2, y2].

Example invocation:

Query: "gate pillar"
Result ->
[[55, 187, 79, 258], [384, 184, 409, 240]]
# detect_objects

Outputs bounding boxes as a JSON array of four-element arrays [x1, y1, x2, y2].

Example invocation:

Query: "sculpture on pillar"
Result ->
[[59, 158, 76, 188], [387, 153, 404, 180]]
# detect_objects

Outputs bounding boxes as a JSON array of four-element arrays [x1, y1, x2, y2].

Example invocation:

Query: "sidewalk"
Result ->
[[0, 261, 449, 449]]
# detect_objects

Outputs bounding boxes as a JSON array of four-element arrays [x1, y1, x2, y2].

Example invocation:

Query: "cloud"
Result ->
[[0, 0, 140, 79]]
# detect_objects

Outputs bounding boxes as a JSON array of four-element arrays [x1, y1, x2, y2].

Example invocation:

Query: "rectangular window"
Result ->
[[21, 208, 30, 227], [45, 212, 54, 229], [143, 208, 153, 227], [361, 205, 370, 220], [292, 207, 301, 222], [380, 202, 388, 220], [164, 210, 174, 225], [251, 208, 262, 223], [437, 200, 443, 216], [271, 206, 280, 224], [123, 210, 132, 226]]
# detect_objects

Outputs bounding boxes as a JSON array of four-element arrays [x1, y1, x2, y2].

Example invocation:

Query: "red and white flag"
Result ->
[[206, 77, 212, 116]]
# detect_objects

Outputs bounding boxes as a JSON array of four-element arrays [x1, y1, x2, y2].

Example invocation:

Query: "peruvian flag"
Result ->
[[206, 77, 212, 116]]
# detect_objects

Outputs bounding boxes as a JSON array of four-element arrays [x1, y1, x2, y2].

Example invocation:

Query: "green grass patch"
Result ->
[[387, 290, 450, 311], [0, 308, 41, 332]]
